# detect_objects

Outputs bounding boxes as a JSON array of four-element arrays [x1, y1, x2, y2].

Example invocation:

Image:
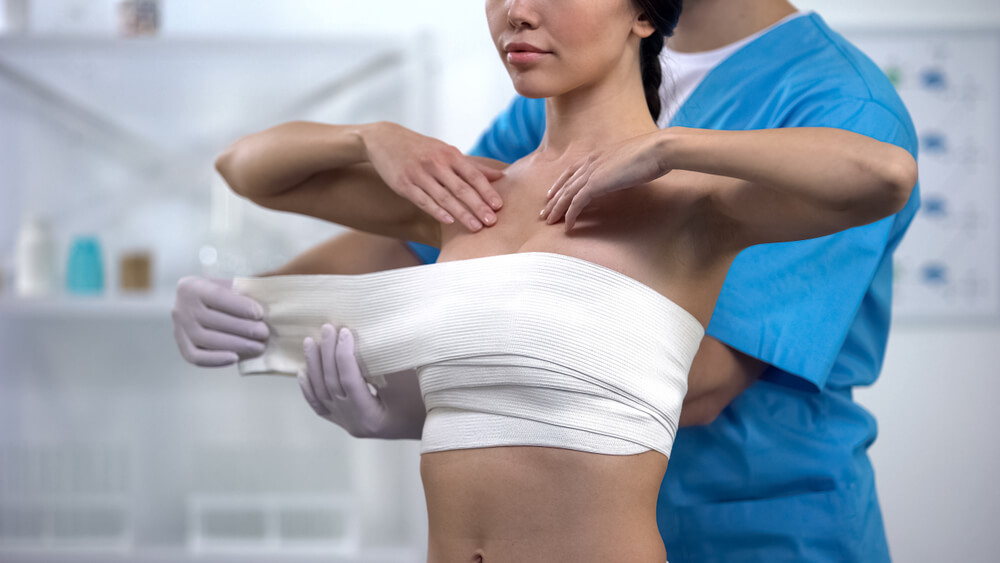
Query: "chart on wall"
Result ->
[[842, 28, 1000, 321]]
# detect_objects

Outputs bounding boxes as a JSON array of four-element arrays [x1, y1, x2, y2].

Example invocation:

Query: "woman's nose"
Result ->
[[507, 0, 539, 29]]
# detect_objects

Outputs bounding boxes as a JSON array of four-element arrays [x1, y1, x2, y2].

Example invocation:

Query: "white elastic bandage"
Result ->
[[234, 252, 704, 458]]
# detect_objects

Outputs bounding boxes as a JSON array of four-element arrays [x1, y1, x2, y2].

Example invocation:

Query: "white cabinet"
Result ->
[[0, 34, 432, 562]]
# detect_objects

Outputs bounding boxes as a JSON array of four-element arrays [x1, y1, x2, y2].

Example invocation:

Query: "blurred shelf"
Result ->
[[0, 293, 174, 319], [0, 32, 424, 47], [0, 546, 422, 563], [0, 31, 421, 164]]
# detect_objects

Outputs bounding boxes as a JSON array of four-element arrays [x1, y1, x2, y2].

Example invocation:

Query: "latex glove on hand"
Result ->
[[172, 276, 270, 367], [299, 324, 426, 440]]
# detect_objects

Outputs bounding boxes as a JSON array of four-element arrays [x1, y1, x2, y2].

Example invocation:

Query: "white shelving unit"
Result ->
[[0, 33, 432, 563], [0, 294, 174, 319]]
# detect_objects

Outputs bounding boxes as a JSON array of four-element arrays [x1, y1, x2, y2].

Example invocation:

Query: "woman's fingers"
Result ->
[[544, 191, 571, 224], [540, 188, 561, 220], [418, 171, 483, 231], [541, 182, 573, 222], [547, 164, 578, 200], [473, 160, 506, 183], [394, 153, 505, 231], [541, 167, 579, 218], [402, 181, 456, 225], [546, 173, 588, 225], [457, 160, 504, 211], [542, 161, 589, 220], [563, 187, 595, 231], [435, 167, 495, 228]]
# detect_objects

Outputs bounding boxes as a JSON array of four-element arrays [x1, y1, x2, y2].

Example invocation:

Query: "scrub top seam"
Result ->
[[803, 15, 876, 102]]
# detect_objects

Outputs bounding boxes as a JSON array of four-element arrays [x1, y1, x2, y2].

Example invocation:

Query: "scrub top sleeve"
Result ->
[[706, 98, 919, 392], [467, 95, 547, 162], [407, 95, 547, 264], [404, 240, 443, 265]]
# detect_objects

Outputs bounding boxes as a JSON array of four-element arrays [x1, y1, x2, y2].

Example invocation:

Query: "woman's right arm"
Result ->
[[216, 121, 443, 246]]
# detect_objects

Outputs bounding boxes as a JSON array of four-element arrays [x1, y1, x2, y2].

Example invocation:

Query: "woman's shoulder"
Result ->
[[466, 155, 512, 172]]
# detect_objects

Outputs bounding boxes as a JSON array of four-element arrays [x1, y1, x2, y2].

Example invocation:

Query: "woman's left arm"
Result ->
[[542, 126, 917, 246], [661, 126, 917, 247]]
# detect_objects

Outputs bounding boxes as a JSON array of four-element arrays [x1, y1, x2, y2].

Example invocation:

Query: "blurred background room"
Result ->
[[0, 0, 997, 561]]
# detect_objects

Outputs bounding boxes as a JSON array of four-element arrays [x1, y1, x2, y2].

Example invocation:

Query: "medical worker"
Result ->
[[172, 0, 920, 560]]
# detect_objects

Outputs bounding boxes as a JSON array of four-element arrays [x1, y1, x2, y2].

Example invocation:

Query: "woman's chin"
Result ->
[[510, 79, 558, 100]]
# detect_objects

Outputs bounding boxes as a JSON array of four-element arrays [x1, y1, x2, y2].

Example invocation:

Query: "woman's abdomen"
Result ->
[[420, 446, 668, 563]]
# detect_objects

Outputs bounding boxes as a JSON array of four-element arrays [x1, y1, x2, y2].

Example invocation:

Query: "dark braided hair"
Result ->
[[632, 0, 683, 122]]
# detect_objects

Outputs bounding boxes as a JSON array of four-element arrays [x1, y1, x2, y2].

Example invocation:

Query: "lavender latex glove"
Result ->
[[299, 324, 426, 440], [172, 276, 270, 367]]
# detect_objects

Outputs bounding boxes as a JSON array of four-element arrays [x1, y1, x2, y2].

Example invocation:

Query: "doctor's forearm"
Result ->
[[680, 336, 766, 427]]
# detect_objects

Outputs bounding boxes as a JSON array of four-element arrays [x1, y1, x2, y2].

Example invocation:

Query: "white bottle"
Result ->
[[15, 214, 57, 297], [2, 0, 31, 34]]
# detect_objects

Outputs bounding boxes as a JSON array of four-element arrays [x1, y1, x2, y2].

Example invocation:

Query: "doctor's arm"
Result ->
[[679, 336, 768, 427]]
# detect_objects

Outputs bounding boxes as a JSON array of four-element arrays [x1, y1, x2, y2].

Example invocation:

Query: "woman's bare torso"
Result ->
[[422, 154, 736, 562]]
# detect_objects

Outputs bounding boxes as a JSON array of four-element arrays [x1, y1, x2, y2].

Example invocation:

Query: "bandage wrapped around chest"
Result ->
[[233, 252, 704, 458]]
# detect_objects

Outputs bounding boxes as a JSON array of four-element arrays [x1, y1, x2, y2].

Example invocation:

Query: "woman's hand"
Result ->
[[540, 131, 672, 231], [362, 122, 505, 232], [298, 324, 426, 440]]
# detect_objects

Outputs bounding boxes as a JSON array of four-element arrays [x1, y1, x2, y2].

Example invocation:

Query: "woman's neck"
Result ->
[[668, 0, 798, 53], [535, 60, 659, 160]]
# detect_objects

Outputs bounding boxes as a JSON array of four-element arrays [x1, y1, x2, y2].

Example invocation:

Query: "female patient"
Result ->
[[215, 0, 917, 561]]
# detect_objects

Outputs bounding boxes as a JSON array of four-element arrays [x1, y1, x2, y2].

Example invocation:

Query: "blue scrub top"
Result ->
[[408, 12, 919, 562]]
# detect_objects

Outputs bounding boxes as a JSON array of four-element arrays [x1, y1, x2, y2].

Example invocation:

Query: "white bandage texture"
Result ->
[[234, 252, 704, 458]]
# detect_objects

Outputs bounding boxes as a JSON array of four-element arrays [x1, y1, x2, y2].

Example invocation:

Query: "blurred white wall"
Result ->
[[2, 1, 999, 562], [7, 0, 1000, 146], [12, 0, 519, 150]]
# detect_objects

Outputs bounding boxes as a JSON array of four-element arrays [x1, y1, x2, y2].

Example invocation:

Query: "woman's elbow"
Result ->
[[854, 145, 917, 222], [886, 148, 918, 214], [214, 143, 247, 196]]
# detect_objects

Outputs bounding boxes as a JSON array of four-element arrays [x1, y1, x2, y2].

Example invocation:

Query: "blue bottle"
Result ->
[[66, 236, 105, 295]]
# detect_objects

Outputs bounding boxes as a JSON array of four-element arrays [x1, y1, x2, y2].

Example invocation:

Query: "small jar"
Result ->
[[119, 249, 153, 292], [118, 0, 159, 37]]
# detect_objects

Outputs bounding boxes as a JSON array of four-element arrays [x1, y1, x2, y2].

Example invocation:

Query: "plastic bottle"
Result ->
[[66, 235, 105, 295], [14, 214, 58, 297]]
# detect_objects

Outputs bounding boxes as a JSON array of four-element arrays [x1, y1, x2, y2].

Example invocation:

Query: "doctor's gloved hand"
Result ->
[[299, 324, 426, 440], [361, 121, 505, 232], [172, 276, 270, 367]]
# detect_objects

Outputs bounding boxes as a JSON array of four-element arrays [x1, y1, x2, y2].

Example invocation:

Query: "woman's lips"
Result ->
[[506, 50, 550, 65]]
